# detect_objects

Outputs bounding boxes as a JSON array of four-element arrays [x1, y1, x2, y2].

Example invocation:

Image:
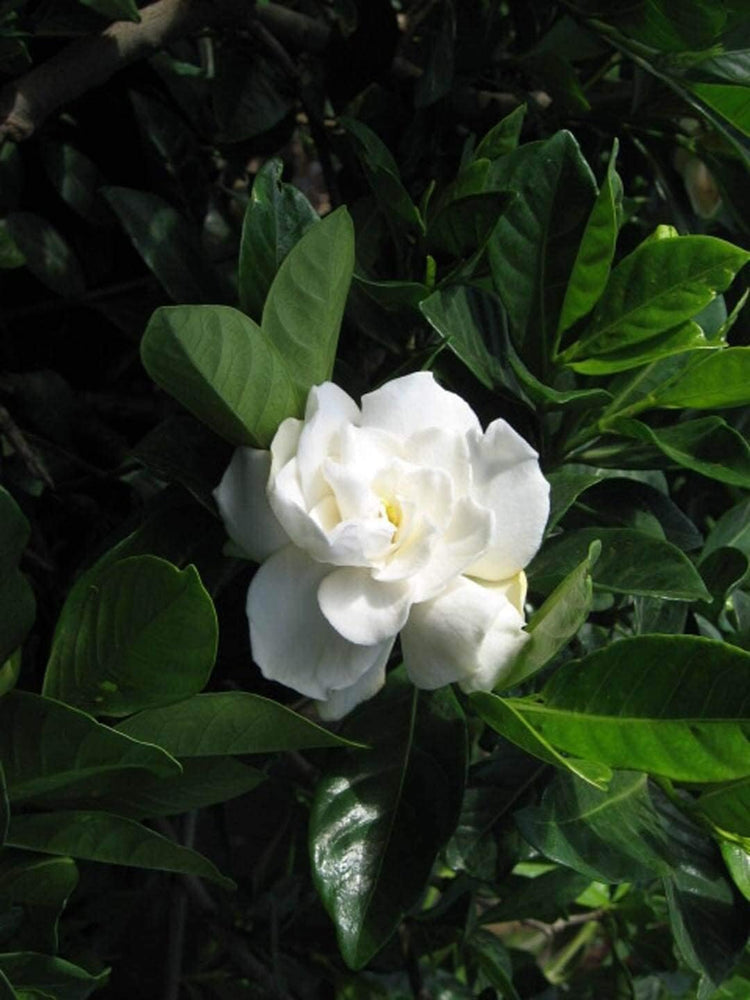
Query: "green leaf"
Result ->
[[687, 82, 750, 138], [486, 131, 597, 371], [0, 221, 25, 269], [116, 691, 358, 755], [0, 690, 180, 805], [0, 650, 20, 699], [567, 320, 713, 374], [546, 465, 616, 531], [43, 555, 217, 717], [342, 118, 424, 235], [426, 191, 514, 258], [474, 104, 526, 161], [0, 852, 78, 909], [528, 527, 710, 601], [4, 213, 85, 299], [479, 867, 591, 924], [213, 47, 294, 142], [610, 417, 750, 489], [142, 207, 353, 448], [0, 953, 108, 1000], [6, 812, 234, 889], [0, 488, 35, 664], [102, 187, 219, 303], [414, 0, 455, 108], [721, 843, 750, 902], [238, 158, 318, 322], [141, 304, 297, 447], [646, 347, 750, 411], [76, 0, 140, 21], [0, 764, 8, 847], [310, 677, 466, 969], [260, 205, 355, 399], [0, 971, 15, 1000], [509, 635, 750, 782], [40, 142, 102, 222], [557, 140, 622, 337], [698, 779, 750, 837], [702, 498, 750, 564], [470, 692, 611, 789], [563, 236, 749, 360], [499, 544, 598, 688]]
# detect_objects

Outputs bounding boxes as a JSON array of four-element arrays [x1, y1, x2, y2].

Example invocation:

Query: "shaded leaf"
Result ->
[[0, 953, 107, 1000], [0, 488, 35, 665], [474, 104, 526, 161], [213, 46, 294, 142], [646, 347, 750, 411], [0, 852, 78, 909], [698, 778, 750, 837], [426, 191, 514, 259], [4, 213, 85, 298], [567, 320, 712, 374]]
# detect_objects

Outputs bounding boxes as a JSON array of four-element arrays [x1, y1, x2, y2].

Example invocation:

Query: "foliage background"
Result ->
[[1, 0, 749, 998]]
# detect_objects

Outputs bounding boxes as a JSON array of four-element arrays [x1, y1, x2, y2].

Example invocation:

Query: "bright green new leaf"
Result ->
[[647, 347, 750, 410], [557, 139, 622, 337], [116, 691, 359, 755], [611, 417, 750, 489], [310, 677, 466, 969], [474, 103, 526, 161], [567, 320, 712, 374], [0, 953, 108, 1000], [528, 527, 710, 601], [0, 488, 35, 665], [0, 691, 179, 805], [238, 158, 318, 322], [510, 635, 750, 781], [687, 82, 750, 138], [470, 692, 611, 788], [563, 235, 749, 360], [6, 811, 234, 890], [499, 543, 598, 688], [4, 212, 85, 299], [43, 555, 217, 717]]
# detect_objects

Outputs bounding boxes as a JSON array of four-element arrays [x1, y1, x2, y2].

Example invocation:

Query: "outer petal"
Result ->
[[213, 448, 289, 563], [247, 545, 390, 700], [316, 639, 393, 721], [401, 573, 528, 691], [318, 567, 412, 645], [361, 372, 481, 437], [296, 382, 360, 508], [467, 419, 550, 580]]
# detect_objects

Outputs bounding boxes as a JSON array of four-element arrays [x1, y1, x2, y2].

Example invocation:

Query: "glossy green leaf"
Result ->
[[687, 82, 750, 138], [563, 236, 749, 360], [509, 635, 750, 781], [141, 304, 298, 447], [6, 812, 234, 889], [528, 527, 710, 601], [474, 103, 526, 161], [0, 852, 78, 909], [261, 205, 354, 397], [0, 488, 35, 665], [342, 118, 424, 235], [499, 544, 598, 688], [102, 187, 218, 303], [116, 691, 358, 755], [310, 677, 466, 969], [4, 212, 85, 298], [567, 320, 712, 374], [0, 953, 108, 1000], [43, 555, 217, 717], [486, 130, 597, 370], [721, 843, 750, 902], [702, 498, 750, 563], [698, 779, 750, 837], [557, 140, 621, 337], [610, 417, 750, 489], [646, 347, 750, 411], [426, 191, 514, 258], [0, 691, 179, 805], [238, 158, 318, 322], [471, 692, 611, 788]]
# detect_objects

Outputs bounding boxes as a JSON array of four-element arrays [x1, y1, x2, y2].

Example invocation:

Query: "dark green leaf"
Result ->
[[213, 47, 294, 142], [610, 417, 750, 489], [567, 320, 712, 374], [102, 187, 219, 303], [698, 776, 750, 837], [0, 651, 20, 699], [0, 488, 35, 664], [6, 812, 234, 889], [76, 0, 140, 21], [486, 131, 597, 371], [414, 0, 455, 107], [471, 692, 611, 788], [116, 691, 358, 755], [4, 213, 85, 298], [528, 527, 710, 601], [0, 971, 15, 1000], [479, 867, 591, 924], [238, 158, 318, 322], [0, 953, 108, 1000], [0, 764, 8, 847], [0, 222, 25, 269], [466, 929, 519, 999], [563, 235, 749, 361], [0, 691, 179, 805], [546, 465, 621, 531], [702, 498, 750, 563], [499, 543, 598, 688], [510, 635, 750, 781], [0, 852, 78, 909], [474, 104, 526, 161], [558, 140, 622, 337], [43, 555, 217, 717], [40, 143, 101, 222], [355, 274, 429, 312], [426, 191, 514, 259], [310, 677, 466, 969]]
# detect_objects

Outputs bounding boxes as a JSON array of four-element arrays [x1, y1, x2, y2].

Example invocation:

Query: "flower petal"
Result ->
[[361, 372, 481, 437], [467, 419, 550, 580], [296, 382, 360, 508], [318, 567, 412, 645], [317, 640, 393, 721], [401, 574, 528, 691], [247, 545, 390, 700], [213, 447, 289, 563], [409, 496, 493, 602]]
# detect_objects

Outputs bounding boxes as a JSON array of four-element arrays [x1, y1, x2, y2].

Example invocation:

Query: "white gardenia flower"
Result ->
[[214, 372, 550, 719]]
